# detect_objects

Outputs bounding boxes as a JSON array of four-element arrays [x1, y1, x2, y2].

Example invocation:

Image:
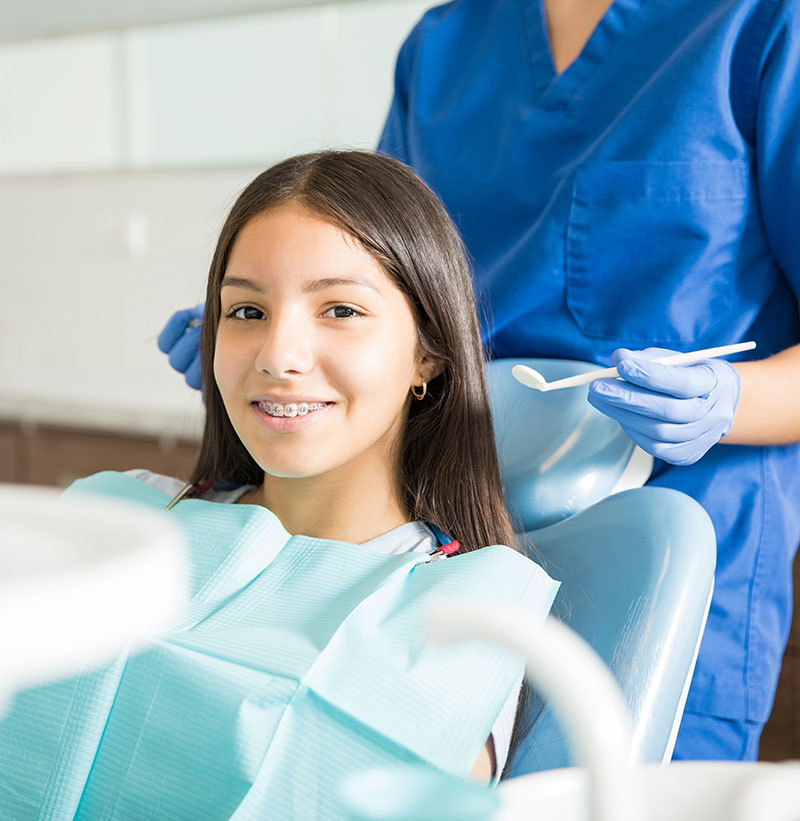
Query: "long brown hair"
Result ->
[[190, 150, 519, 556], [189, 151, 535, 773]]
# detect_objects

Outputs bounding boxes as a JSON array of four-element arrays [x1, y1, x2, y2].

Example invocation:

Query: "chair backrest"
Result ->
[[485, 359, 715, 774], [487, 358, 653, 531], [508, 487, 716, 775]]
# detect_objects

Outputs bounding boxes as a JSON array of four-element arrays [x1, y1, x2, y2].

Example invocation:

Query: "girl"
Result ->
[[0, 151, 556, 820]]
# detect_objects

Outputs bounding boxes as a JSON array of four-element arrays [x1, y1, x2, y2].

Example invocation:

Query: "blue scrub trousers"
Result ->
[[674, 711, 762, 761]]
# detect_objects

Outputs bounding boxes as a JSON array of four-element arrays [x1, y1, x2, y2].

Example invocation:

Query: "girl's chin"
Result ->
[[259, 467, 321, 481], [252, 454, 332, 481], [253, 451, 369, 484]]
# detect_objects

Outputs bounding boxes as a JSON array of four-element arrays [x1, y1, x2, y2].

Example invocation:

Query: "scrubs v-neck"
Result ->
[[379, 0, 800, 759]]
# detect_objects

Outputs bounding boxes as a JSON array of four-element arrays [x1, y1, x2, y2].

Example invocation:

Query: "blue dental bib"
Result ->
[[0, 471, 558, 820]]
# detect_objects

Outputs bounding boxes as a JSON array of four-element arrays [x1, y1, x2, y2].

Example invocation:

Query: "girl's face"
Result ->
[[214, 203, 425, 487]]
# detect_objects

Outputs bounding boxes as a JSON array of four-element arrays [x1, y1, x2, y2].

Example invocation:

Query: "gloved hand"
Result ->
[[587, 347, 742, 466], [157, 304, 205, 391]]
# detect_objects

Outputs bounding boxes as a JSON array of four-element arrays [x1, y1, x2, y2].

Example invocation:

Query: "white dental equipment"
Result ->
[[429, 601, 800, 821], [429, 604, 643, 821], [512, 341, 756, 392], [0, 484, 187, 712]]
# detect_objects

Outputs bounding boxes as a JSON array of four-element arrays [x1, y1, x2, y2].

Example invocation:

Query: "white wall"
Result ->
[[0, 0, 430, 438]]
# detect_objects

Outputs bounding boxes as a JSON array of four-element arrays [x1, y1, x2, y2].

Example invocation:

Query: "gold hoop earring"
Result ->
[[411, 379, 427, 400]]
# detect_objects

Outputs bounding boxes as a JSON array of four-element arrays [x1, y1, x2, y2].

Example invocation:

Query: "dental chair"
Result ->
[[486, 359, 716, 775]]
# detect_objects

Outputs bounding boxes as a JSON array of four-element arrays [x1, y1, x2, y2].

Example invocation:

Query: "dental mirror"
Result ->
[[512, 341, 756, 393]]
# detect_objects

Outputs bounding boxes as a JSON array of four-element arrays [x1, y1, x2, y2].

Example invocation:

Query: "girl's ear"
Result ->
[[419, 355, 444, 384]]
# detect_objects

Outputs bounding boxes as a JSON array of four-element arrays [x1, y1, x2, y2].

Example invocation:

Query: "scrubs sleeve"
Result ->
[[755, 0, 800, 297], [377, 18, 422, 162]]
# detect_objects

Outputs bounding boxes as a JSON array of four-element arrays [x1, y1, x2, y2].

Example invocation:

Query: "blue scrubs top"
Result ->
[[379, 0, 800, 738]]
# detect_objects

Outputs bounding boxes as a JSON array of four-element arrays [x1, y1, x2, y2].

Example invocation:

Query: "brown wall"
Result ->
[[0, 421, 199, 488], [759, 555, 800, 760]]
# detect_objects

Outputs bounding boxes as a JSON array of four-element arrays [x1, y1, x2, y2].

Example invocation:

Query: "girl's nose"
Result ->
[[254, 315, 313, 378]]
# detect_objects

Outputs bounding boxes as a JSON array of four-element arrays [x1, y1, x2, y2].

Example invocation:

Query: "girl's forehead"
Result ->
[[225, 206, 398, 293], [234, 207, 363, 261]]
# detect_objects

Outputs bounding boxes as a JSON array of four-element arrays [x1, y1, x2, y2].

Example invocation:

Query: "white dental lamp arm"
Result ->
[[428, 604, 645, 821]]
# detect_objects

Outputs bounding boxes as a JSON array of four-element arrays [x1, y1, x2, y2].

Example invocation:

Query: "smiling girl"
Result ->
[[213, 201, 435, 542], [0, 151, 557, 820]]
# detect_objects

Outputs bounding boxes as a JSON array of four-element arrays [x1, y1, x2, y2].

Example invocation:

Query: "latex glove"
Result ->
[[587, 347, 742, 466], [157, 304, 204, 391]]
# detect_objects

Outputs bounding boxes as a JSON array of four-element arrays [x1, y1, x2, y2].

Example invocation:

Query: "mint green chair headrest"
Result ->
[[487, 358, 653, 531], [509, 486, 715, 774], [486, 359, 713, 773]]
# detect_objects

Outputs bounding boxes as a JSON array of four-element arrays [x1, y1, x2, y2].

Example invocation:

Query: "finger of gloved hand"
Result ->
[[592, 400, 725, 444], [642, 431, 723, 466], [588, 378, 710, 423], [184, 355, 204, 392], [157, 305, 205, 354], [167, 324, 202, 374], [610, 347, 676, 366], [587, 393, 719, 443], [606, 416, 722, 466], [614, 356, 718, 400]]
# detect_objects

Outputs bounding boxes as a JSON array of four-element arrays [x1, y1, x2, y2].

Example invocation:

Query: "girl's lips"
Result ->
[[256, 400, 329, 417], [252, 397, 331, 406], [251, 400, 334, 432]]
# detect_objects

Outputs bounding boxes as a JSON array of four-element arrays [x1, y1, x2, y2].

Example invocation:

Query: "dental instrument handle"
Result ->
[[429, 606, 643, 821], [542, 340, 756, 392]]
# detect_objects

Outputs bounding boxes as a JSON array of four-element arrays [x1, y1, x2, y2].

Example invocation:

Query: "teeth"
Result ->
[[258, 401, 326, 418]]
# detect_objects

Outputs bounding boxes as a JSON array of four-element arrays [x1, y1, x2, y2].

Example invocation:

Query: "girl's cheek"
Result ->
[[212, 349, 233, 393]]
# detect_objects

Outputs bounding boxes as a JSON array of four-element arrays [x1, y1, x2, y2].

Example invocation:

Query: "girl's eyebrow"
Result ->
[[220, 276, 264, 291], [303, 276, 381, 294], [220, 275, 381, 294]]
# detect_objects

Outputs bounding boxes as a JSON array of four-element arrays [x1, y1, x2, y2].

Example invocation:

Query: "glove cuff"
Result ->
[[718, 359, 742, 438]]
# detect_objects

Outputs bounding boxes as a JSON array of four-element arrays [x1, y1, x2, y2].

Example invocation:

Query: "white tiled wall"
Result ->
[[332, 1, 430, 146], [0, 0, 431, 437], [124, 9, 331, 168], [0, 34, 121, 173], [0, 168, 257, 433], [0, 0, 430, 173]]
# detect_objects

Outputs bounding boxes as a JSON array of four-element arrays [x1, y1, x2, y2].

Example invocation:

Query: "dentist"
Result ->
[[159, 0, 800, 762]]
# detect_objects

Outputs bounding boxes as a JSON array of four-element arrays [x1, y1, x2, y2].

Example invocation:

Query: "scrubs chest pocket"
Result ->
[[566, 160, 750, 345]]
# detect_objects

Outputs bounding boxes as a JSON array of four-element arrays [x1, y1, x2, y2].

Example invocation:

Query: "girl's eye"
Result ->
[[323, 305, 362, 319], [228, 306, 265, 320]]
